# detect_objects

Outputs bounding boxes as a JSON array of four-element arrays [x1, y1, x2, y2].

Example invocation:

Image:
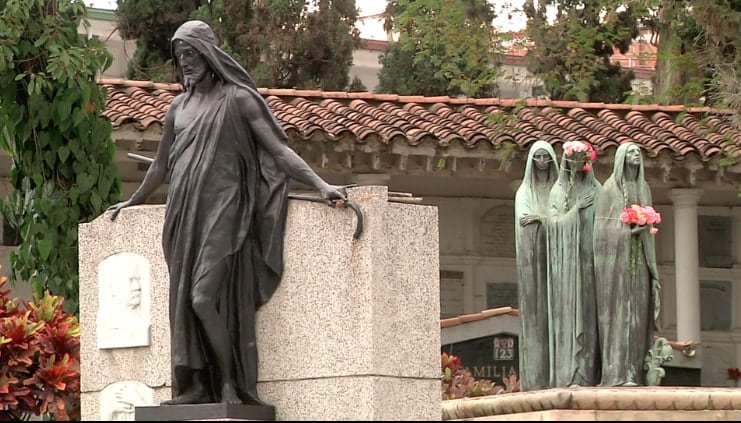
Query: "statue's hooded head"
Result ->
[[171, 20, 256, 91]]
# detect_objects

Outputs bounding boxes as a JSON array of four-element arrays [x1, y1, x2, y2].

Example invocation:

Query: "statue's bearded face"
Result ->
[[173, 40, 209, 89]]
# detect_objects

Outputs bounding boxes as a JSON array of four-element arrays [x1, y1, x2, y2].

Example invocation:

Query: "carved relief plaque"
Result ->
[[97, 252, 152, 349]]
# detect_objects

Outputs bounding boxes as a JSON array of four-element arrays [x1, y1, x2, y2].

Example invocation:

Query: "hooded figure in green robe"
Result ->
[[594, 142, 660, 387], [547, 140, 602, 387], [515, 140, 558, 391]]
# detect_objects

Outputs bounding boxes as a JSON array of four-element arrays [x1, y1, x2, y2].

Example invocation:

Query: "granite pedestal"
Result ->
[[79, 186, 441, 421]]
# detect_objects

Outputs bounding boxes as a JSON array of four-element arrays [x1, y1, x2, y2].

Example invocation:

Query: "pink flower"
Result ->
[[563, 140, 597, 171], [620, 207, 637, 224], [642, 206, 661, 224], [563, 141, 583, 156], [621, 204, 662, 235]]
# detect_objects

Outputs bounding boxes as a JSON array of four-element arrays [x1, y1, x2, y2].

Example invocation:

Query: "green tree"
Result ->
[[192, 0, 360, 90], [633, 0, 738, 110], [523, 0, 642, 102], [0, 0, 122, 314], [685, 0, 739, 117], [377, 0, 502, 97], [116, 0, 200, 81], [648, 0, 708, 105]]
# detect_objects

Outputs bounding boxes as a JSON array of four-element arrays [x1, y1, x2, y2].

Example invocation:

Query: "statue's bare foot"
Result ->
[[161, 387, 209, 405], [221, 383, 241, 404]]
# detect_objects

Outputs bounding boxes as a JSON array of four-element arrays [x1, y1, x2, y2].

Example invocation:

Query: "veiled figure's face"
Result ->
[[173, 40, 209, 87], [626, 145, 641, 168], [532, 149, 552, 171], [564, 154, 586, 171]]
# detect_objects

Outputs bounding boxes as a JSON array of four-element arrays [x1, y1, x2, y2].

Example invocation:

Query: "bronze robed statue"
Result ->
[[109, 20, 348, 407], [594, 142, 661, 387], [546, 140, 602, 388], [514, 140, 558, 391]]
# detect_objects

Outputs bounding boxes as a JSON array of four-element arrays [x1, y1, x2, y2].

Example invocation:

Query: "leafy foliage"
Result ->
[[377, 0, 503, 97], [523, 0, 643, 102], [0, 0, 122, 314], [624, 0, 738, 109], [116, 0, 200, 81], [117, 0, 361, 90], [648, 0, 711, 105], [194, 0, 360, 90], [645, 1, 740, 172], [690, 0, 740, 123], [0, 274, 81, 420], [441, 352, 520, 400]]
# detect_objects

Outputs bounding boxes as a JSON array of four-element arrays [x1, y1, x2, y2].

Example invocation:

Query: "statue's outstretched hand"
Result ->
[[108, 199, 134, 221], [319, 184, 353, 206]]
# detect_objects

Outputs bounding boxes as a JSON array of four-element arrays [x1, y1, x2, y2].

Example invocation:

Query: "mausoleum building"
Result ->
[[1, 78, 739, 388]]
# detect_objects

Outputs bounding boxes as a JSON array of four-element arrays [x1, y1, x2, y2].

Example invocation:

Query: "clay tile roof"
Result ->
[[98, 79, 740, 162]]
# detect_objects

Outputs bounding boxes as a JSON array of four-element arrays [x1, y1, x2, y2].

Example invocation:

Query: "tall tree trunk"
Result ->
[[653, 0, 686, 104]]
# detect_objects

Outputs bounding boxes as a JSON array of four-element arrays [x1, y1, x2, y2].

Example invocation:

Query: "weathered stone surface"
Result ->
[[442, 387, 741, 421]]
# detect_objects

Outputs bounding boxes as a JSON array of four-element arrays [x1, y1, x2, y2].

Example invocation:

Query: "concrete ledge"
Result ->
[[455, 409, 741, 421], [442, 387, 741, 420]]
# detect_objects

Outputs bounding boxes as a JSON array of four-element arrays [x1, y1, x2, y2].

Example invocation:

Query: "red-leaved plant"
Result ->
[[0, 271, 80, 421], [441, 352, 520, 400]]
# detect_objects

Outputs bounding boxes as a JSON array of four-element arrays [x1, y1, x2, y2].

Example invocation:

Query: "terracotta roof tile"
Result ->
[[98, 79, 740, 162], [440, 307, 520, 329], [440, 317, 463, 329]]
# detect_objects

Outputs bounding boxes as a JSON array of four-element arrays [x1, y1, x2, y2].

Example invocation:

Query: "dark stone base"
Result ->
[[134, 403, 276, 421]]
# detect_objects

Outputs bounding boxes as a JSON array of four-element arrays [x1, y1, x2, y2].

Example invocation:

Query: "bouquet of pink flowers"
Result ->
[[620, 204, 661, 234], [562, 140, 597, 171]]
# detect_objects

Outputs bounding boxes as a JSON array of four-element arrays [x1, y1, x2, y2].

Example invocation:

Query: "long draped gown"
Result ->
[[163, 22, 290, 403], [514, 140, 558, 391], [593, 142, 660, 386], [547, 150, 602, 387]]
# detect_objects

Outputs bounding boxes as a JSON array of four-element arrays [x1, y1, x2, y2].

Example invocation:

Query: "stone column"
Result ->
[[669, 188, 703, 342]]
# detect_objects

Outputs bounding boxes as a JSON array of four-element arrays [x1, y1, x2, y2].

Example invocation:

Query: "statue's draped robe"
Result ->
[[163, 23, 290, 403], [593, 143, 659, 386], [547, 156, 602, 387], [514, 140, 558, 391]]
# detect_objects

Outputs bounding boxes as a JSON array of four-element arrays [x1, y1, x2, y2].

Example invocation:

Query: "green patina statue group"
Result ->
[[515, 140, 671, 391]]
